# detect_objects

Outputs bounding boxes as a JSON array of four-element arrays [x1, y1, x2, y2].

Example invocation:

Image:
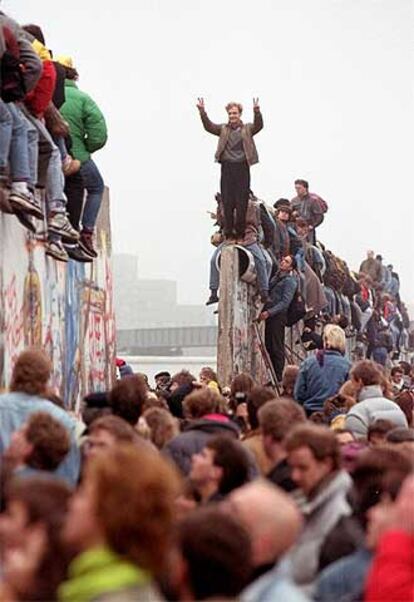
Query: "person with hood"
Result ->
[[284, 424, 352, 595], [294, 325, 351, 415], [345, 360, 408, 439], [58, 55, 107, 258], [197, 97, 263, 239], [163, 388, 240, 476]]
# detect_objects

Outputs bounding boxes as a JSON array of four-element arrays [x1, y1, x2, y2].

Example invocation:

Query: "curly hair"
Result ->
[[225, 102, 243, 114], [10, 348, 51, 396], [25, 412, 70, 470]]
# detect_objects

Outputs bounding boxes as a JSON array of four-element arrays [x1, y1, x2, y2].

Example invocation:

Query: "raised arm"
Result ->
[[197, 97, 221, 136], [251, 97, 263, 135]]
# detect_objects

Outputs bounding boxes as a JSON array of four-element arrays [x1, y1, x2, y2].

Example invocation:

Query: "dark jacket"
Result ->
[[294, 350, 351, 413], [265, 271, 297, 318], [199, 109, 263, 165], [0, 13, 42, 92], [163, 416, 240, 475], [291, 194, 325, 228], [274, 219, 290, 260]]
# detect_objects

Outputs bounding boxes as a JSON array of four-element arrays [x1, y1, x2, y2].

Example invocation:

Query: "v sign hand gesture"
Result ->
[[196, 97, 205, 111], [253, 97, 260, 111]]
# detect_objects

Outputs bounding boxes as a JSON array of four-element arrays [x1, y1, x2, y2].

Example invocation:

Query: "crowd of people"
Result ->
[[0, 347, 413, 600], [199, 100, 412, 382], [0, 11, 107, 262]]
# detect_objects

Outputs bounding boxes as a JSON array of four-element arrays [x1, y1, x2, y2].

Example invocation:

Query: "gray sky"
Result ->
[[5, 0, 414, 305]]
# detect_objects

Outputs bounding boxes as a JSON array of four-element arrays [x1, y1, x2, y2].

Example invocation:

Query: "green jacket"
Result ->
[[58, 546, 152, 602], [60, 80, 108, 164]]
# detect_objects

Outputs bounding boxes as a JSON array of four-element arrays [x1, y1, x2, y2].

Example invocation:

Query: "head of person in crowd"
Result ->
[[63, 445, 181, 589], [259, 398, 306, 464], [294, 178, 309, 198], [323, 393, 355, 425], [85, 415, 142, 459], [22, 23, 46, 45], [275, 204, 292, 224], [199, 367, 220, 392], [229, 372, 255, 405], [386, 427, 414, 451], [295, 217, 310, 238], [393, 390, 414, 427], [143, 407, 179, 449], [278, 254, 296, 276], [227, 479, 302, 573], [350, 360, 383, 395], [281, 364, 299, 398], [390, 366, 405, 389], [398, 361, 412, 379], [175, 506, 252, 600], [189, 436, 250, 503], [154, 371, 171, 391], [246, 386, 276, 431], [6, 411, 70, 473], [182, 387, 220, 420], [367, 419, 395, 447], [323, 324, 346, 355], [285, 424, 341, 497], [0, 478, 73, 601], [10, 348, 51, 398], [334, 428, 356, 447], [57, 55, 79, 80], [338, 380, 358, 406], [170, 369, 196, 393], [108, 374, 148, 426], [359, 449, 413, 551], [225, 101, 243, 126]]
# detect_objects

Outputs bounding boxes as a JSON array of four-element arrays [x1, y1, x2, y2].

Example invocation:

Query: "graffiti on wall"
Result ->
[[0, 191, 116, 407]]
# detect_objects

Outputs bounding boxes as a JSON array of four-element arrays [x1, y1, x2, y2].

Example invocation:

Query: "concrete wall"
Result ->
[[0, 189, 115, 408], [217, 245, 268, 387]]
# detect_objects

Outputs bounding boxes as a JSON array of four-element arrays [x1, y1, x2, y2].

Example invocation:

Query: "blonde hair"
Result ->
[[323, 324, 346, 354], [226, 102, 243, 114]]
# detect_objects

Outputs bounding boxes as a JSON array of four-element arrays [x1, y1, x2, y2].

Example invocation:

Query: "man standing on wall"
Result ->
[[197, 97, 263, 239], [291, 179, 327, 244]]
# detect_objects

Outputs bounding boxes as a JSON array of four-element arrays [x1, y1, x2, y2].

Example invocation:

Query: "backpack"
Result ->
[[286, 277, 306, 326], [1, 26, 26, 102], [309, 192, 328, 214]]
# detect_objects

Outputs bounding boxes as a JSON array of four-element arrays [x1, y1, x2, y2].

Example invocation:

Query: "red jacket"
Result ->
[[25, 60, 56, 118], [365, 531, 414, 602]]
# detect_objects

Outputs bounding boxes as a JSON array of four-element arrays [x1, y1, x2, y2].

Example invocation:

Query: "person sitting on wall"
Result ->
[[206, 192, 271, 306], [197, 97, 263, 239], [291, 179, 327, 244], [257, 254, 298, 381]]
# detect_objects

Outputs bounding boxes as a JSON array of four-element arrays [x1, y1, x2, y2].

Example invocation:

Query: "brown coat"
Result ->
[[243, 431, 273, 475], [199, 109, 263, 165]]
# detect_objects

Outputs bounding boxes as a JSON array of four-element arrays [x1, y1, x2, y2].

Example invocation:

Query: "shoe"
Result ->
[[48, 213, 80, 243], [260, 290, 271, 304], [9, 190, 44, 220], [206, 292, 219, 306], [64, 244, 93, 263], [45, 240, 69, 262], [62, 156, 81, 176], [80, 230, 98, 258], [15, 210, 37, 233]]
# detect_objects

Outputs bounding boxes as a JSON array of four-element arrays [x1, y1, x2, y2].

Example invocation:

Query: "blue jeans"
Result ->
[[8, 104, 37, 184], [0, 100, 13, 170], [24, 114, 67, 213], [80, 159, 104, 230], [209, 242, 269, 291]]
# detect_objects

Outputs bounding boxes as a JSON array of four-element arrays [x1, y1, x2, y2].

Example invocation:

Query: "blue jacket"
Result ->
[[294, 350, 351, 413], [0, 392, 80, 486], [314, 547, 372, 602], [266, 272, 298, 318]]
